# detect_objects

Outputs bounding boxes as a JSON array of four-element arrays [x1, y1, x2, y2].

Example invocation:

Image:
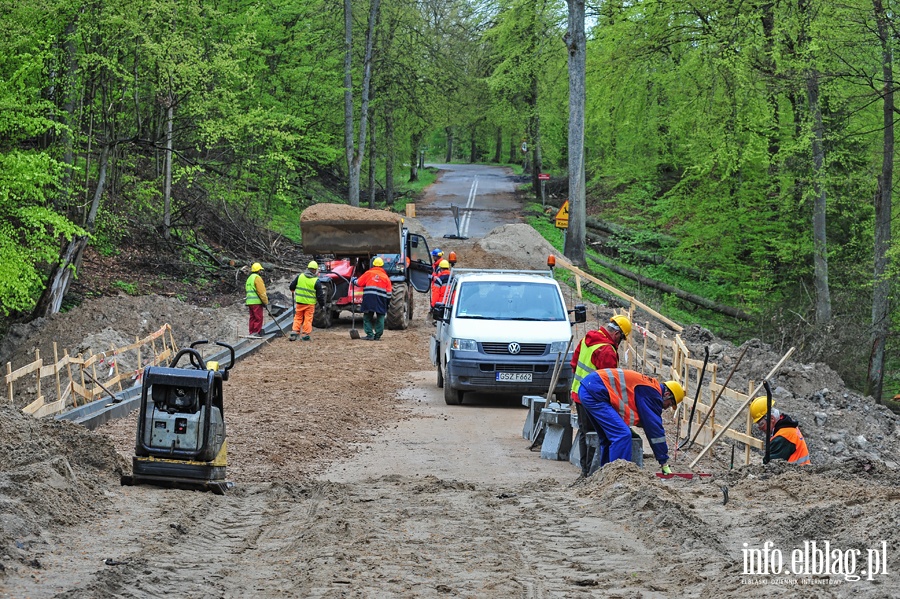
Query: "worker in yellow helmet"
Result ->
[[569, 314, 632, 475], [289, 261, 323, 341], [353, 256, 393, 341], [749, 397, 811, 465], [578, 368, 684, 474], [245, 262, 269, 336], [430, 259, 451, 309]]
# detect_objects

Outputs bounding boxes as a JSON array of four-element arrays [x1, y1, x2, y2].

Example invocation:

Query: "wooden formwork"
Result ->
[[5, 324, 178, 419], [557, 258, 766, 466]]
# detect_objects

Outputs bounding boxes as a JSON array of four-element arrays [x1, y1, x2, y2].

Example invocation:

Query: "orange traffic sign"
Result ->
[[555, 200, 569, 229]]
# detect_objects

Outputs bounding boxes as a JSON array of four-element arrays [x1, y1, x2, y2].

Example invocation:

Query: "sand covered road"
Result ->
[[3, 217, 900, 597]]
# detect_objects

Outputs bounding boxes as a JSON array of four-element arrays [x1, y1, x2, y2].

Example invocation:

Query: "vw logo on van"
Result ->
[[508, 342, 521, 355]]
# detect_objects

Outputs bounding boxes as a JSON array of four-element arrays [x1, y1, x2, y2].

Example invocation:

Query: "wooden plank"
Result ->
[[555, 258, 684, 331], [22, 396, 45, 414], [5, 359, 43, 383], [708, 381, 750, 403], [71, 381, 92, 401], [32, 398, 66, 419]]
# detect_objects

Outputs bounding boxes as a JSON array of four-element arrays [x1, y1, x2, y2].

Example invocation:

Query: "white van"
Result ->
[[429, 269, 586, 405]]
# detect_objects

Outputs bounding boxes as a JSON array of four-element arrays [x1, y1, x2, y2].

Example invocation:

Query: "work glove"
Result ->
[[661, 464, 672, 475], [351, 277, 358, 285]]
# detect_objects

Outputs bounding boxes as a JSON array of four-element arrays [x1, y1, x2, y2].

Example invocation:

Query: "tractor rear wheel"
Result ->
[[312, 281, 336, 328], [385, 283, 409, 330]]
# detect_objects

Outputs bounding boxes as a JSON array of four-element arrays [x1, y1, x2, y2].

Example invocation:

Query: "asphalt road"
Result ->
[[414, 163, 524, 240]]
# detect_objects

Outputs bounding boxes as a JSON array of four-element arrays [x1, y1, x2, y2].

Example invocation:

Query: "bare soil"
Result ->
[[1, 218, 899, 597]]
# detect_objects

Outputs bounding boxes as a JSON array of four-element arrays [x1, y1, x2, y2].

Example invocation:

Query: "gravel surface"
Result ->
[[1, 215, 898, 597]]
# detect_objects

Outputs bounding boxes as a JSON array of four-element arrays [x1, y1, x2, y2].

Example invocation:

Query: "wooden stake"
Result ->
[[689, 347, 795, 468], [65, 350, 76, 407], [135, 336, 142, 383], [35, 349, 41, 405], [111, 343, 123, 392], [78, 353, 87, 403], [90, 351, 100, 400], [53, 343, 62, 407], [6, 362, 12, 404]]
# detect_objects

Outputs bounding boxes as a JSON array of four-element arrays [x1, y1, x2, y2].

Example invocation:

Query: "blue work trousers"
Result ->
[[581, 397, 636, 464]]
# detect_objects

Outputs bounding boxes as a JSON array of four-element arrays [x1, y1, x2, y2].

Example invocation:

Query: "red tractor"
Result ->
[[299, 204, 432, 330]]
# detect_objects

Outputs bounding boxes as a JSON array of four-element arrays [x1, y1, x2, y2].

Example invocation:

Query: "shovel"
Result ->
[[265, 304, 289, 338], [349, 276, 361, 340], [678, 346, 709, 450]]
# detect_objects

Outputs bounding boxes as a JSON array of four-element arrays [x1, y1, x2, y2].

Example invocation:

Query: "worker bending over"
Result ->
[[749, 397, 811, 465], [578, 368, 684, 474]]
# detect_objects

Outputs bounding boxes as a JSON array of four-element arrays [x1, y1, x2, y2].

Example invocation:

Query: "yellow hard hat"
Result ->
[[439, 259, 450, 269], [663, 381, 685, 405], [308, 260, 319, 270], [373, 257, 384, 267], [609, 315, 632, 338], [251, 262, 263, 273], [749, 396, 774, 423]]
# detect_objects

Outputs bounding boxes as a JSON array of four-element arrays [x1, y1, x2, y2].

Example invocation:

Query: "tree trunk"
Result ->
[[493, 127, 502, 163], [351, 0, 380, 207], [531, 115, 542, 199], [868, 0, 893, 403], [343, 0, 357, 205], [564, 0, 586, 266], [586, 257, 753, 321], [806, 69, 831, 324], [409, 131, 422, 182], [469, 126, 476, 163], [385, 105, 394, 205], [33, 143, 111, 318], [163, 98, 174, 239], [445, 126, 453, 162], [368, 107, 377, 208]]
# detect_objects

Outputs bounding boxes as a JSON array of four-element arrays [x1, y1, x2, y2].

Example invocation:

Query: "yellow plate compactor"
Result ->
[[121, 341, 234, 494]]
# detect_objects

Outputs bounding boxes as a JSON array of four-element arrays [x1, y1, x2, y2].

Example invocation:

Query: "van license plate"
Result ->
[[496, 372, 532, 382]]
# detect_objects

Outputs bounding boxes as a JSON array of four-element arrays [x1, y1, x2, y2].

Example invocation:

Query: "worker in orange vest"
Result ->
[[430, 260, 451, 308], [749, 397, 811, 465], [570, 315, 632, 475], [578, 368, 684, 473], [354, 257, 393, 341]]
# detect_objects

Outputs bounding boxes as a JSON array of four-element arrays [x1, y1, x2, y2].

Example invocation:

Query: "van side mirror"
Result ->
[[570, 304, 587, 324], [431, 304, 448, 322]]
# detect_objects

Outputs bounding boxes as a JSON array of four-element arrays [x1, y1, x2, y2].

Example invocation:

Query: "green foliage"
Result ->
[[112, 280, 138, 295]]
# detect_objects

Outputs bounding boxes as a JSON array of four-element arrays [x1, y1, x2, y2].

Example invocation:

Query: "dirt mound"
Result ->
[[0, 404, 123, 566], [299, 202, 402, 223], [0, 294, 249, 380], [677, 325, 900, 469], [477, 223, 560, 270]]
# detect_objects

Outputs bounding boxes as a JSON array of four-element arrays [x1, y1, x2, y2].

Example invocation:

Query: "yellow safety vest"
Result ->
[[571, 342, 610, 397], [245, 273, 262, 305], [294, 273, 318, 305]]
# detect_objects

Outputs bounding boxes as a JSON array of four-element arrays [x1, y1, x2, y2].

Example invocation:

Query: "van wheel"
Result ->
[[443, 367, 463, 405]]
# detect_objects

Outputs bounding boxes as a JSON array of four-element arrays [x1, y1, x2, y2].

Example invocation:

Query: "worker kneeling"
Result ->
[[578, 368, 684, 473]]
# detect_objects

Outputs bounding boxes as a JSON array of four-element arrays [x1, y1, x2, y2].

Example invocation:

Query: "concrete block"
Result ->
[[521, 396, 546, 440]]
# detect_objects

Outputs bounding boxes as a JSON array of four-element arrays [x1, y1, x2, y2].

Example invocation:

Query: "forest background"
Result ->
[[2, 0, 900, 402]]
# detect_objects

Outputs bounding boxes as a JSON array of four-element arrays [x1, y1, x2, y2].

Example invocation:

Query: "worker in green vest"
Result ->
[[289, 261, 322, 341], [570, 314, 632, 475], [245, 262, 269, 336]]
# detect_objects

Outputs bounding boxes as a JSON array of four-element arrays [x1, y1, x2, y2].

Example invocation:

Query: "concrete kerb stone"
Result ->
[[538, 404, 573, 460], [521, 395, 547, 441]]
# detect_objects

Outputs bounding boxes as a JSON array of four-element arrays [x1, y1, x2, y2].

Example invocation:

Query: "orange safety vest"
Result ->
[[594, 368, 660, 428], [773, 426, 811, 466]]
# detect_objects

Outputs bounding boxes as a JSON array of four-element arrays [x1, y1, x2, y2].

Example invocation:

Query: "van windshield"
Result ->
[[455, 281, 566, 321]]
